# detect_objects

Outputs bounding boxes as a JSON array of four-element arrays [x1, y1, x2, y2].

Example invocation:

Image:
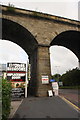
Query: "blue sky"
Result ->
[[0, 0, 79, 75]]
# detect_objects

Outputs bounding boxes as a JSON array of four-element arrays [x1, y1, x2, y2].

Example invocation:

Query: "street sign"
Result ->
[[59, 82, 63, 86], [42, 75, 49, 84], [50, 79, 55, 82]]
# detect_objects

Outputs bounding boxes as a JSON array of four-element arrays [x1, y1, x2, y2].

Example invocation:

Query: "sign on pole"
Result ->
[[50, 79, 55, 82], [7, 63, 26, 98]]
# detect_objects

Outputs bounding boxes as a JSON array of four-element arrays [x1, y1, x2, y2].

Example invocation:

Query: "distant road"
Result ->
[[59, 89, 80, 108]]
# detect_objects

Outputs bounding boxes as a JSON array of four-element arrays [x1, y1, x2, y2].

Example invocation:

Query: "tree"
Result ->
[[60, 68, 80, 86], [51, 74, 61, 82]]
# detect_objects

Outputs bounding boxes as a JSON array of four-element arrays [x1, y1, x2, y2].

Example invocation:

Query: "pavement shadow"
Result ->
[[8, 113, 26, 120]]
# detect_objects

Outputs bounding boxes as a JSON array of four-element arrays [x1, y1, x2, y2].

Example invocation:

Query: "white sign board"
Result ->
[[48, 90, 53, 97], [59, 82, 63, 86], [52, 82, 59, 90], [42, 75, 49, 84], [7, 63, 26, 71], [7, 63, 26, 82]]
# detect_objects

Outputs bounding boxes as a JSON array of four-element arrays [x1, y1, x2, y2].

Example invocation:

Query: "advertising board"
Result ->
[[11, 82, 25, 97], [52, 82, 59, 96], [42, 75, 49, 84], [52, 82, 59, 89], [7, 63, 26, 98]]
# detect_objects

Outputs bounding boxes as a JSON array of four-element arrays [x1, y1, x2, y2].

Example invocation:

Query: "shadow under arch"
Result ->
[[50, 30, 80, 61], [1, 18, 38, 96]]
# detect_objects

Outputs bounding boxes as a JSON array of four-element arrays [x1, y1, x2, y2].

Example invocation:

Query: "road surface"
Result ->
[[9, 96, 80, 119], [59, 89, 80, 108]]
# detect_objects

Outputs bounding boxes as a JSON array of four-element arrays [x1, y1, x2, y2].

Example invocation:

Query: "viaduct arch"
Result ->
[[50, 30, 80, 61], [0, 5, 80, 96]]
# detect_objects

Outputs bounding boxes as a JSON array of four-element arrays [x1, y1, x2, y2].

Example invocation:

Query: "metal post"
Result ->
[[78, 60, 80, 70], [25, 62, 28, 98], [25, 72, 27, 98]]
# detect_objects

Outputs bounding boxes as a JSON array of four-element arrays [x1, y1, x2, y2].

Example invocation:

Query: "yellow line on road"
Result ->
[[59, 96, 80, 112]]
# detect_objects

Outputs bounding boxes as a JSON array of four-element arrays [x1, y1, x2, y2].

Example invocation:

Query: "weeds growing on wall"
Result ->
[[7, 3, 15, 13]]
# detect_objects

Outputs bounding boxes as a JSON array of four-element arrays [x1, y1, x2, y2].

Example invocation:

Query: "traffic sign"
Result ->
[[50, 79, 55, 82]]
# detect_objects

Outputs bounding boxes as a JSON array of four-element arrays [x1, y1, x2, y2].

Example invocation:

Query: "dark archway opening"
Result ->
[[1, 18, 38, 96], [50, 30, 80, 61], [50, 30, 80, 86]]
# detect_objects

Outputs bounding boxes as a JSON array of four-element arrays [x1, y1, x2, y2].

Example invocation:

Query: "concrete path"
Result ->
[[9, 100, 23, 118], [9, 96, 80, 119]]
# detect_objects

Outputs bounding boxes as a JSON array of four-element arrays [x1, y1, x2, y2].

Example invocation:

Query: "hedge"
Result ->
[[2, 79, 12, 120], [59, 86, 80, 89]]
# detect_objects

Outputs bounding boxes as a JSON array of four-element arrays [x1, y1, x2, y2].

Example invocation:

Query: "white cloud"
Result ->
[[50, 46, 78, 75], [0, 40, 28, 64], [0, 0, 79, 3], [0, 42, 79, 75]]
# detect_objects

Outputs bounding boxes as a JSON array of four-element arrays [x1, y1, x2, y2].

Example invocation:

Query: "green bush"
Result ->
[[2, 79, 12, 120], [59, 86, 80, 89]]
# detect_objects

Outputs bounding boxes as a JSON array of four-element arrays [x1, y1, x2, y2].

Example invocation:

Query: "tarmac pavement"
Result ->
[[9, 96, 80, 119]]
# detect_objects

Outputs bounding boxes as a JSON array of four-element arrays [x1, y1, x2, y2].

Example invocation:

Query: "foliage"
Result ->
[[2, 79, 12, 120], [51, 74, 61, 82], [60, 68, 80, 86], [33, 11, 39, 16], [59, 86, 80, 89], [32, 11, 45, 18], [7, 3, 15, 12]]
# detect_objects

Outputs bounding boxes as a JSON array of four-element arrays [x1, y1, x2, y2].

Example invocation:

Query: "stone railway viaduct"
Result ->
[[0, 5, 80, 96]]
